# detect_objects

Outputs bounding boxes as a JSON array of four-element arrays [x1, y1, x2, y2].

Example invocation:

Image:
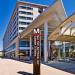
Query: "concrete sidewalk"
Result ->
[[0, 58, 74, 75]]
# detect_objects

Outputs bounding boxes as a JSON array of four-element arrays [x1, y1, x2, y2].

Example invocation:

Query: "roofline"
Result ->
[[17, 0, 48, 8]]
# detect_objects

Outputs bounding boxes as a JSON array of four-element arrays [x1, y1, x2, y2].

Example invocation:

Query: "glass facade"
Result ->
[[5, 43, 16, 51], [3, 8, 18, 50], [19, 40, 30, 47]]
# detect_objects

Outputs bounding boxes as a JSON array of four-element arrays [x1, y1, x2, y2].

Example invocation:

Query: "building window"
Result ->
[[19, 27, 25, 30], [19, 21, 31, 25], [19, 6, 33, 10], [12, 43, 16, 49], [19, 16, 33, 20], [19, 11, 33, 15], [6, 43, 16, 51], [19, 40, 29, 47]]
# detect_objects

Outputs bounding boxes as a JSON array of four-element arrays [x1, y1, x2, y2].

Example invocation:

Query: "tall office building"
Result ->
[[3, 1, 47, 60]]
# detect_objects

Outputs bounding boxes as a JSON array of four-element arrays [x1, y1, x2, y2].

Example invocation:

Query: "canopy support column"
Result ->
[[30, 35, 32, 58], [44, 22, 48, 62]]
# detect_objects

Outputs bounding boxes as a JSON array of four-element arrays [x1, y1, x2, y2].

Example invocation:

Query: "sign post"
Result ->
[[33, 28, 40, 75]]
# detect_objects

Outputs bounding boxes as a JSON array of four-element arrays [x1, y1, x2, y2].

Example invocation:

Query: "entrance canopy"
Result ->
[[20, 0, 66, 39], [48, 13, 75, 42]]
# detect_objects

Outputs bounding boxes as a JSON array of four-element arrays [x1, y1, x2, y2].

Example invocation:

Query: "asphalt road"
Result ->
[[0, 58, 74, 75]]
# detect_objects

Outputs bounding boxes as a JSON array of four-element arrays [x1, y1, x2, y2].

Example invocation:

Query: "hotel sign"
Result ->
[[33, 28, 40, 75]]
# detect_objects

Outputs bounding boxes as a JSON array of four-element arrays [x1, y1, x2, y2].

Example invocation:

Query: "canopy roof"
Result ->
[[48, 13, 75, 42], [20, 0, 66, 39]]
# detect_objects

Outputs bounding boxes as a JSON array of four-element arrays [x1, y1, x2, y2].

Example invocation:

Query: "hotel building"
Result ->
[[3, 1, 47, 60]]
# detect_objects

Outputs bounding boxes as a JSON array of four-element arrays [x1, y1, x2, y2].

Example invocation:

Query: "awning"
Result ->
[[48, 13, 75, 42], [20, 0, 66, 39]]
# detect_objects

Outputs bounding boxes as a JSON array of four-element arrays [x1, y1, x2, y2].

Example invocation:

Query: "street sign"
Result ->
[[33, 28, 40, 75]]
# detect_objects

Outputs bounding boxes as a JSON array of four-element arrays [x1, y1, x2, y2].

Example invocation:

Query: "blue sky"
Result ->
[[0, 0, 75, 50]]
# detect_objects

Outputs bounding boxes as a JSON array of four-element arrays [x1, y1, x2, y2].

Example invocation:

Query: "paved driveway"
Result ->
[[0, 58, 74, 75], [46, 61, 75, 74]]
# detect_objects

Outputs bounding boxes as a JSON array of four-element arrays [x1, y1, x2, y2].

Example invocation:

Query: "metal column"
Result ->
[[30, 35, 32, 58]]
